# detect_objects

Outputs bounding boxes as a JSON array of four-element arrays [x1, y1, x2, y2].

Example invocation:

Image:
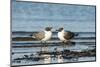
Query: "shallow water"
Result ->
[[11, 32, 96, 66]]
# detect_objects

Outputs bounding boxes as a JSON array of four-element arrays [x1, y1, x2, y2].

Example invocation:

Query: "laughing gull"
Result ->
[[56, 27, 78, 43], [31, 27, 52, 42]]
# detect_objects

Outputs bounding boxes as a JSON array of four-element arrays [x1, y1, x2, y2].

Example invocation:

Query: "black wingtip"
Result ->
[[75, 33, 79, 36], [29, 34, 33, 37]]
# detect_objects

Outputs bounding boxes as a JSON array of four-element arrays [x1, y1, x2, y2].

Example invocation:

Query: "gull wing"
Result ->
[[64, 31, 74, 40], [33, 31, 45, 40]]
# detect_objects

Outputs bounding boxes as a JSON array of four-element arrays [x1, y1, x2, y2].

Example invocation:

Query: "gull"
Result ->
[[31, 27, 52, 43], [56, 27, 78, 43]]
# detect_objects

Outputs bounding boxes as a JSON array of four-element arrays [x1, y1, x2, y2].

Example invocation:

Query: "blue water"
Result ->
[[12, 0, 96, 32]]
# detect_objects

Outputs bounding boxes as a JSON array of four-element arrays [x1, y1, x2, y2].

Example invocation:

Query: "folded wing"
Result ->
[[33, 32, 45, 40], [64, 31, 75, 40]]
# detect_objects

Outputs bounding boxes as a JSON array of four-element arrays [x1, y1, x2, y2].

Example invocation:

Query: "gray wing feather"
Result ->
[[34, 32, 45, 40], [64, 31, 74, 40]]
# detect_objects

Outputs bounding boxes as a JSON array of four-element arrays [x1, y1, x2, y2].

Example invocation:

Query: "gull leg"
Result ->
[[61, 41, 65, 51], [63, 40, 70, 50], [40, 41, 46, 52], [40, 41, 43, 52], [64, 40, 70, 43], [42, 41, 47, 52], [44, 41, 46, 47]]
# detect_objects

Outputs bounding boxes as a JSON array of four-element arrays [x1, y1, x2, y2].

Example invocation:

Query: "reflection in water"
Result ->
[[12, 40, 95, 65], [60, 41, 76, 50], [57, 54, 63, 63], [38, 42, 76, 63]]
